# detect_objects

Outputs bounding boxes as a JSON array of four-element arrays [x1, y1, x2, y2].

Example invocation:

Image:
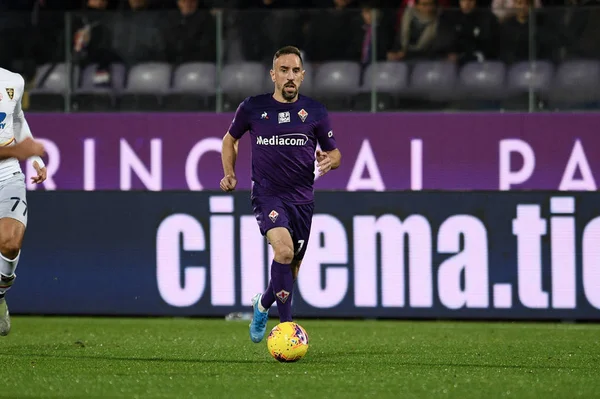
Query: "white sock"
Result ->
[[0, 251, 20, 277], [258, 297, 268, 313]]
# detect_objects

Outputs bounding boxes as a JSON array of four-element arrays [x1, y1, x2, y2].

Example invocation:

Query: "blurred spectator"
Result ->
[[395, 0, 450, 25], [499, 0, 552, 63], [310, 0, 360, 7], [360, 1, 395, 67], [574, 0, 600, 59], [0, 0, 36, 9], [545, 0, 600, 61], [236, 0, 304, 6], [436, 0, 500, 65], [28, 0, 69, 69], [1, 0, 82, 10], [387, 0, 441, 61], [0, 4, 36, 81], [109, 0, 166, 66], [304, 0, 363, 62], [162, 0, 217, 64], [332, 0, 359, 7], [237, 0, 305, 62], [73, 0, 117, 86], [492, 0, 541, 22], [39, 0, 84, 9]]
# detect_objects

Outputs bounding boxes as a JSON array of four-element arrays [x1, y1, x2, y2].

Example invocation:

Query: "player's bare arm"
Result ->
[[316, 148, 341, 176], [220, 132, 239, 192], [0, 138, 45, 162]]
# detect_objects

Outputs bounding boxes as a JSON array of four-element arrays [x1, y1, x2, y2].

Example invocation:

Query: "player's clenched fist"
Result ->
[[316, 150, 332, 176], [220, 174, 237, 192], [31, 160, 47, 184]]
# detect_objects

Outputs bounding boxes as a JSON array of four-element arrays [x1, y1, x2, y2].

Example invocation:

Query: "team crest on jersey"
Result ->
[[269, 210, 279, 223], [298, 109, 308, 122], [276, 289, 290, 303], [278, 112, 290, 124], [5, 88, 14, 100]]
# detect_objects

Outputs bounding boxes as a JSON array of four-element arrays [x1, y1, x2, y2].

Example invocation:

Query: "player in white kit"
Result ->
[[0, 67, 47, 336]]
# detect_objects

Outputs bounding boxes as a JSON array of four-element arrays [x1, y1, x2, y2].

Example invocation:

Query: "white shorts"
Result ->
[[0, 173, 27, 227]]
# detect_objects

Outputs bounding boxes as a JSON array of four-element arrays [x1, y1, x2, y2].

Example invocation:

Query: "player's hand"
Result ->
[[31, 160, 47, 184], [316, 150, 332, 177], [13, 138, 45, 161], [220, 174, 237, 192]]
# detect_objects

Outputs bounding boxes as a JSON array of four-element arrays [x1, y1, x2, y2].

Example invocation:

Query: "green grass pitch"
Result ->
[[1, 316, 599, 398]]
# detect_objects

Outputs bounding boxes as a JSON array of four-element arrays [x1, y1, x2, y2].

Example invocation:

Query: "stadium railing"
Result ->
[[5, 6, 600, 113]]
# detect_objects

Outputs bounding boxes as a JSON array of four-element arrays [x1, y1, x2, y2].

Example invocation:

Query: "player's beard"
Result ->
[[281, 83, 298, 101]]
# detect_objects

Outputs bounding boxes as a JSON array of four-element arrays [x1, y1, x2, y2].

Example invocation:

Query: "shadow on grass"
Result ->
[[0, 352, 271, 365], [309, 350, 598, 370], [3, 349, 597, 370]]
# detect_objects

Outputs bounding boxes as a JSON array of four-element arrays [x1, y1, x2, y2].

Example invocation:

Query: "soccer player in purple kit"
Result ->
[[220, 45, 342, 343]]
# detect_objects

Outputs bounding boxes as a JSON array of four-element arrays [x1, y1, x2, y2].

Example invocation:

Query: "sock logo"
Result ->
[[269, 210, 279, 223], [276, 289, 290, 303]]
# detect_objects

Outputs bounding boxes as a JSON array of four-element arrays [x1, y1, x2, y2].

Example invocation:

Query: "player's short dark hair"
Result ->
[[273, 46, 304, 67]]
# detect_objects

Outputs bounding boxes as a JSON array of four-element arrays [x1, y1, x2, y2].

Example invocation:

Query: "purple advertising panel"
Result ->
[[22, 112, 600, 191]]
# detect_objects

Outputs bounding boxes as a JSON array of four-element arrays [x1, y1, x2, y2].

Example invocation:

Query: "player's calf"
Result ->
[[0, 235, 21, 261], [0, 221, 25, 337], [0, 218, 24, 298]]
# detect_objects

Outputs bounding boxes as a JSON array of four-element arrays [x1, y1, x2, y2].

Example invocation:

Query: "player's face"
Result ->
[[271, 54, 304, 102]]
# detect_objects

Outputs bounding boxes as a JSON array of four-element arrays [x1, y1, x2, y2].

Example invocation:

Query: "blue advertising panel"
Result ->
[[12, 191, 600, 320]]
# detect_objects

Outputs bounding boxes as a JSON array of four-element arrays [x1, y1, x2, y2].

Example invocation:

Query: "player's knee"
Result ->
[[0, 236, 21, 259], [274, 245, 294, 264]]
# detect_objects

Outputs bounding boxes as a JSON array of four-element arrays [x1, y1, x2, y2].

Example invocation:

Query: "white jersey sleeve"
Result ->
[[0, 68, 44, 181], [12, 74, 45, 169]]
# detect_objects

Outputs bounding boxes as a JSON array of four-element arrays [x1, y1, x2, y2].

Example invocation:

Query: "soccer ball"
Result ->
[[267, 322, 309, 362]]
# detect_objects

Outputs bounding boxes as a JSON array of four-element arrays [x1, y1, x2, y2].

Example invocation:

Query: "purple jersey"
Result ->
[[228, 94, 337, 204]]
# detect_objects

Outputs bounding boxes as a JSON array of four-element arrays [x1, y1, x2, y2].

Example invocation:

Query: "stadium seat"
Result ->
[[502, 61, 554, 110], [547, 60, 600, 109], [408, 61, 457, 106], [28, 63, 79, 112], [459, 61, 506, 98], [78, 63, 126, 91], [507, 61, 554, 92], [163, 62, 216, 111], [71, 63, 126, 112], [455, 61, 506, 109], [313, 61, 360, 111], [118, 62, 172, 111], [355, 62, 408, 111], [221, 63, 267, 111]]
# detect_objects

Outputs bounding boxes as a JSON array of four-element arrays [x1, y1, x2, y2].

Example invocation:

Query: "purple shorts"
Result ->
[[252, 196, 314, 260]]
